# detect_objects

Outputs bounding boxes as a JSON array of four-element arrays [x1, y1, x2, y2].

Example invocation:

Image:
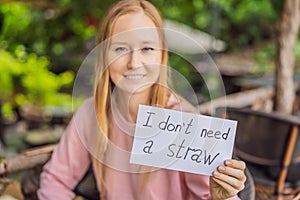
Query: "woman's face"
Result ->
[[108, 12, 162, 96]]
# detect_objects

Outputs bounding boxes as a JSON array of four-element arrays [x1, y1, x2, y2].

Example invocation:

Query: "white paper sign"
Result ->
[[130, 105, 238, 176]]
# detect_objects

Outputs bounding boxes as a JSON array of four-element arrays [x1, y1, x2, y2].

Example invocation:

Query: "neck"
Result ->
[[114, 88, 151, 122]]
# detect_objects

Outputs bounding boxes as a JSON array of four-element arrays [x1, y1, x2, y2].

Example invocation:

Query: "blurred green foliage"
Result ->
[[151, 0, 281, 48], [0, 0, 285, 118], [0, 45, 74, 117], [0, 2, 97, 72], [254, 43, 276, 74], [253, 39, 300, 75], [0, 0, 282, 66]]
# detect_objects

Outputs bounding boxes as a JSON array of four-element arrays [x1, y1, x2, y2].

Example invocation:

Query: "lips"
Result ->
[[123, 74, 146, 80]]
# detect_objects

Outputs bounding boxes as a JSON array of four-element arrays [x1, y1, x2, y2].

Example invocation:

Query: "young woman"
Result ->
[[38, 1, 246, 199]]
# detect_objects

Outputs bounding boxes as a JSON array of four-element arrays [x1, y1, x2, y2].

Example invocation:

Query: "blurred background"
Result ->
[[0, 0, 300, 199]]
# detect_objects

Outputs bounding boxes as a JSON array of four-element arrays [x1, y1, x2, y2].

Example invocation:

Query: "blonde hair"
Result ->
[[92, 0, 169, 198]]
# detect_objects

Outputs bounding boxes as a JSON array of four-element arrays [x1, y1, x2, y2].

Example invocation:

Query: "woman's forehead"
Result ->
[[112, 12, 157, 34], [110, 28, 160, 45]]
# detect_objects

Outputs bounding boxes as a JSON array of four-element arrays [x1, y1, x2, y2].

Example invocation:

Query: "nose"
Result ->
[[128, 49, 142, 69]]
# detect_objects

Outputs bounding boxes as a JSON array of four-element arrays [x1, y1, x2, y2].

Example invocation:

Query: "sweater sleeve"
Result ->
[[184, 172, 211, 200], [38, 101, 93, 200]]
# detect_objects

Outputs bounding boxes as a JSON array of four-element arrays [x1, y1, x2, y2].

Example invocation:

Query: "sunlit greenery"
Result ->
[[151, 0, 281, 48], [0, 45, 74, 117], [0, 0, 289, 119]]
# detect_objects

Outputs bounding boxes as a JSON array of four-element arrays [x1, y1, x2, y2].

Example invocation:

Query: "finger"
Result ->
[[218, 165, 246, 183], [213, 169, 245, 191], [225, 159, 246, 170], [211, 176, 241, 197], [166, 94, 180, 107]]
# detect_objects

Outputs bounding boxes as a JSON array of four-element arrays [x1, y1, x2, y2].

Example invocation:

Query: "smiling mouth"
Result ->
[[124, 74, 146, 80]]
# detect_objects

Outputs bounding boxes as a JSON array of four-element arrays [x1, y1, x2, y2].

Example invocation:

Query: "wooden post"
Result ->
[[274, 0, 300, 114], [276, 125, 299, 200]]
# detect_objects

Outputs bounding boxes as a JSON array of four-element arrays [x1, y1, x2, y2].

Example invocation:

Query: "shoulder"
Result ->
[[76, 97, 95, 113], [73, 97, 97, 131], [74, 97, 95, 118]]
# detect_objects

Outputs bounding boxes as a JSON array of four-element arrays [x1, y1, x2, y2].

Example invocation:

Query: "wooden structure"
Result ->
[[219, 107, 300, 200]]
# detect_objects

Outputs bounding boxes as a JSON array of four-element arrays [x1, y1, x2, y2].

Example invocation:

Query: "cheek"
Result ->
[[108, 62, 123, 85], [147, 65, 161, 81], [146, 51, 162, 64], [146, 52, 162, 80], [108, 69, 117, 85], [108, 55, 128, 72]]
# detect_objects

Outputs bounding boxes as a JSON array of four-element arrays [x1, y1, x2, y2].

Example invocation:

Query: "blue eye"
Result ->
[[142, 47, 154, 51], [115, 47, 128, 52]]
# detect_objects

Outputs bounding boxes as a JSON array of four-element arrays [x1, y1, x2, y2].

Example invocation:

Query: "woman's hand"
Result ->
[[210, 159, 246, 200], [166, 93, 199, 114]]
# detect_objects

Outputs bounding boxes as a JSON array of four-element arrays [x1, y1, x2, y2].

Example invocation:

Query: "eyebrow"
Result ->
[[110, 40, 159, 45], [142, 41, 158, 45], [110, 41, 128, 45]]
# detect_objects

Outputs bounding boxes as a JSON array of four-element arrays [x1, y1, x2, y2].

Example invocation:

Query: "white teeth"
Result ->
[[124, 75, 144, 80]]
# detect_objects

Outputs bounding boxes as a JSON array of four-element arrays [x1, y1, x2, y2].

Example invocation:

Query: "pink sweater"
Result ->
[[38, 98, 240, 200]]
